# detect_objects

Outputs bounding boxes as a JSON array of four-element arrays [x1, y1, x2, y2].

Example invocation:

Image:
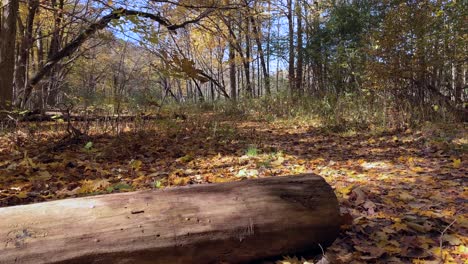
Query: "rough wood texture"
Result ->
[[0, 174, 340, 264]]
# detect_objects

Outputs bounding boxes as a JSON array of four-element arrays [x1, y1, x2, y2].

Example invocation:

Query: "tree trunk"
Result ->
[[0, 0, 19, 111], [229, 40, 237, 100], [0, 174, 340, 264], [45, 0, 65, 107], [251, 15, 270, 96], [14, 0, 39, 107], [287, 0, 295, 95], [295, 0, 303, 95], [244, 17, 252, 97]]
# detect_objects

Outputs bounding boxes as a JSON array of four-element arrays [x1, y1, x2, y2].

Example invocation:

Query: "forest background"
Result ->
[[0, 0, 465, 125]]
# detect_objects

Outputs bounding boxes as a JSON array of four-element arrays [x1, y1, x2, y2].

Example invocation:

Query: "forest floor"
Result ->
[[0, 113, 466, 263]]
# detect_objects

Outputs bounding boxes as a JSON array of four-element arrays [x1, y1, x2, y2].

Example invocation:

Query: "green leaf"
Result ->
[[246, 146, 258, 157], [84, 141, 93, 150], [154, 180, 162, 188]]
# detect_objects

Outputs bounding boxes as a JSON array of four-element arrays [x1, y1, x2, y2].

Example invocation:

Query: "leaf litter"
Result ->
[[0, 116, 466, 263]]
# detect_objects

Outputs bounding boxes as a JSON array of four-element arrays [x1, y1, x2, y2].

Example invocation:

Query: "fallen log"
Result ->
[[0, 174, 340, 264], [20, 113, 164, 122]]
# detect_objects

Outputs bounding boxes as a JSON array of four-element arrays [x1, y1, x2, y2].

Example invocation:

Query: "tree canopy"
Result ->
[[0, 0, 465, 120]]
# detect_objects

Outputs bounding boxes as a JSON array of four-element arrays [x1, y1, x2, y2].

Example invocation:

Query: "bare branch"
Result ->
[[21, 7, 217, 106]]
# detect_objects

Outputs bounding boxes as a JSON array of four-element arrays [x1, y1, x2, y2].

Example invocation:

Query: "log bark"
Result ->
[[0, 174, 340, 264]]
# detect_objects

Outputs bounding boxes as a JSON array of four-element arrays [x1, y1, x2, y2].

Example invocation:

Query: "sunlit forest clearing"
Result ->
[[0, 0, 466, 263]]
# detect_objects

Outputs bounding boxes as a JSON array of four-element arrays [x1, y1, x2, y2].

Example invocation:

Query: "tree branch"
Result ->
[[20, 7, 216, 107]]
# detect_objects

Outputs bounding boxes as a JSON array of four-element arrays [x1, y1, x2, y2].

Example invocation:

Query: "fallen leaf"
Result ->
[[442, 234, 462, 246], [355, 245, 385, 259], [452, 158, 461, 168], [350, 187, 366, 205], [399, 192, 415, 201], [129, 159, 143, 171]]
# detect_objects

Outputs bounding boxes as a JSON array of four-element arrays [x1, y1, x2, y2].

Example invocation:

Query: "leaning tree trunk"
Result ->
[[0, 174, 340, 264]]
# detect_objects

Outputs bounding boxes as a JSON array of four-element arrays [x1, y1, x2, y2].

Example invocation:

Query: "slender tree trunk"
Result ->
[[287, 0, 295, 95], [266, 0, 272, 76], [209, 49, 215, 101], [454, 57, 463, 104], [238, 64, 243, 98], [251, 15, 270, 96], [177, 79, 183, 101], [295, 0, 303, 95], [0, 0, 19, 111], [193, 79, 204, 102], [276, 19, 280, 93], [244, 17, 252, 97]]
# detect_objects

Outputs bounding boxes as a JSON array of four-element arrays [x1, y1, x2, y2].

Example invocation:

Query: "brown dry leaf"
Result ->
[[350, 187, 366, 205], [354, 245, 385, 259], [442, 234, 462, 246], [363, 200, 376, 215], [406, 222, 429, 233], [399, 191, 415, 201]]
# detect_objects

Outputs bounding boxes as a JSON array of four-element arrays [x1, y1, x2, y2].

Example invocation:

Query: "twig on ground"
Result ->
[[439, 218, 456, 263]]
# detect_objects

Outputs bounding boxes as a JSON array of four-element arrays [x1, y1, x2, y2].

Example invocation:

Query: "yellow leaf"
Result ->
[[410, 166, 424, 173], [338, 184, 354, 195], [292, 165, 306, 173], [177, 154, 194, 163], [392, 222, 408, 231], [453, 158, 461, 169], [78, 179, 110, 194], [16, 191, 28, 199], [170, 176, 189, 186], [457, 245, 467, 254], [271, 156, 284, 166], [382, 244, 401, 254], [108, 0, 113, 6], [130, 159, 143, 171]]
